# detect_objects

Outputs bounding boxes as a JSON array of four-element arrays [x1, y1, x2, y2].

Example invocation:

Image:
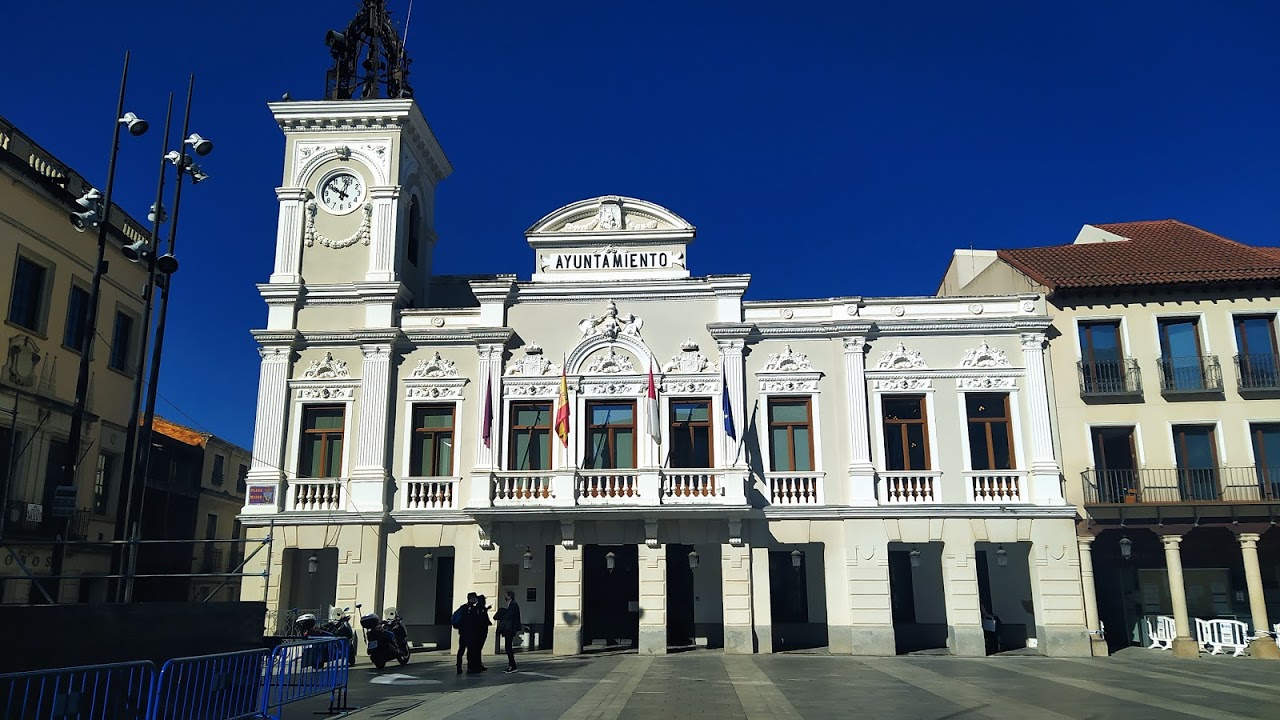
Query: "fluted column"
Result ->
[[1020, 332, 1063, 504], [270, 188, 308, 284], [1162, 535, 1198, 657], [244, 345, 291, 513], [365, 185, 401, 282], [843, 336, 876, 505], [468, 344, 503, 507], [718, 340, 745, 468], [1239, 532, 1280, 659], [350, 344, 393, 512], [1077, 536, 1107, 656]]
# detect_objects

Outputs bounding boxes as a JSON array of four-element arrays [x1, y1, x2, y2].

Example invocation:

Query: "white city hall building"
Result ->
[[237, 94, 1092, 659]]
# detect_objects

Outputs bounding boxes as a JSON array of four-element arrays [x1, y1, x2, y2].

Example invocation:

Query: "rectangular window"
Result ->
[[410, 404, 455, 476], [768, 397, 814, 472], [1078, 320, 1126, 393], [109, 311, 134, 372], [1090, 426, 1137, 503], [8, 255, 48, 332], [881, 395, 928, 471], [237, 463, 248, 493], [1173, 424, 1219, 501], [1251, 423, 1280, 500], [1235, 315, 1278, 388], [93, 452, 114, 514], [297, 406, 344, 478], [1158, 317, 1205, 391], [509, 402, 553, 471], [63, 285, 90, 351], [205, 513, 218, 540], [965, 393, 1014, 471], [211, 454, 225, 486], [584, 401, 636, 469], [669, 399, 712, 468]]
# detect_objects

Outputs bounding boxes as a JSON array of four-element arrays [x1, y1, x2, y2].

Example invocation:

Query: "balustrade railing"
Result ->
[[1082, 466, 1280, 504], [766, 472, 824, 506], [660, 470, 722, 503], [877, 471, 939, 504], [492, 472, 554, 506], [965, 470, 1026, 503], [577, 471, 640, 504], [288, 479, 344, 512], [400, 477, 460, 510], [1077, 358, 1142, 397]]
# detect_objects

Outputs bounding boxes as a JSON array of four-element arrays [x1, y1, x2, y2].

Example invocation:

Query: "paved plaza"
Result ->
[[294, 649, 1280, 719]]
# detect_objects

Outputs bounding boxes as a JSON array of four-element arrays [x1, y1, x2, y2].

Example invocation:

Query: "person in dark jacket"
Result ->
[[467, 594, 492, 673], [495, 590, 523, 673], [455, 592, 477, 674]]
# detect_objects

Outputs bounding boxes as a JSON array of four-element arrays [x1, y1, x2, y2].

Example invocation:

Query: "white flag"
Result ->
[[646, 362, 661, 445]]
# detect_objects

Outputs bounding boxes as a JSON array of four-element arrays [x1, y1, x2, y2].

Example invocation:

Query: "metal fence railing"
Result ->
[[1082, 466, 1280, 504], [1077, 358, 1142, 397], [0, 660, 155, 720], [261, 638, 350, 717], [149, 648, 270, 720], [1157, 355, 1223, 394]]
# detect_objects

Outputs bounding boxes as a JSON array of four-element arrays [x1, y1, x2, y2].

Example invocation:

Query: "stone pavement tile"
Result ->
[[722, 655, 800, 719], [620, 652, 743, 719], [425, 654, 636, 720], [1056, 657, 1280, 705], [752, 655, 969, 719]]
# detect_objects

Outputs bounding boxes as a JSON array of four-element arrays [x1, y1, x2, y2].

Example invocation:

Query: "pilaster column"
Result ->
[[244, 345, 291, 513], [941, 535, 986, 657], [843, 336, 876, 505], [1077, 536, 1107, 656], [1238, 533, 1280, 659], [469, 345, 503, 508], [718, 340, 745, 468], [750, 546, 772, 654], [553, 543, 584, 655], [365, 186, 401, 282], [472, 534, 501, 660], [1161, 535, 1198, 657], [349, 344, 393, 513], [270, 188, 308, 283], [1020, 332, 1063, 504], [638, 542, 667, 654], [721, 541, 754, 654]]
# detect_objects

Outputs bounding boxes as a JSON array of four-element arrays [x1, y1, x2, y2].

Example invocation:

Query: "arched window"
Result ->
[[406, 196, 422, 266]]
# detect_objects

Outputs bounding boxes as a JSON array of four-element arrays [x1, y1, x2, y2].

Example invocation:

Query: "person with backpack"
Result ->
[[494, 590, 523, 673], [453, 592, 477, 674]]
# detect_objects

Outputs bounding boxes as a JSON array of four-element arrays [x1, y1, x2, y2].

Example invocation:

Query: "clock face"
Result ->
[[319, 171, 365, 213]]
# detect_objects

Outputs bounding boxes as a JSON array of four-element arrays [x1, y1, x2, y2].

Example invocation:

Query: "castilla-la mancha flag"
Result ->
[[555, 362, 570, 447], [646, 362, 661, 445]]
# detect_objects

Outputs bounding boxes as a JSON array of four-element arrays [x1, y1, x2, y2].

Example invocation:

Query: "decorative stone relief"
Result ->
[[578, 300, 643, 340], [892, 305, 906, 317], [762, 345, 813, 372], [969, 303, 984, 315], [560, 197, 663, 232], [761, 378, 819, 393], [304, 200, 373, 249], [1021, 300, 1036, 313], [302, 352, 350, 379], [586, 348, 636, 374], [579, 380, 643, 397], [297, 385, 354, 400], [5, 335, 41, 388], [645, 520, 660, 549], [956, 376, 1016, 390], [663, 340, 714, 373], [505, 344, 557, 376], [505, 383, 557, 398], [409, 351, 459, 378], [727, 519, 744, 547], [958, 340, 1011, 369], [874, 343, 927, 370], [662, 380, 718, 394], [406, 385, 464, 399], [780, 308, 794, 319], [873, 377, 933, 391]]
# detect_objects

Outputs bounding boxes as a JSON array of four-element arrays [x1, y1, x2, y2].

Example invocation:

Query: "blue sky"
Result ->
[[3, 1, 1277, 450]]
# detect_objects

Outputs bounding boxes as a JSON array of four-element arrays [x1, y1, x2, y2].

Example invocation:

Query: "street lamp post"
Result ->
[[50, 51, 149, 602]]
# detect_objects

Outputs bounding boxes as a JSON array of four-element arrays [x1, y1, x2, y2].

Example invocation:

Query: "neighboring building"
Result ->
[[939, 220, 1280, 658], [239, 4, 1091, 658], [0, 115, 151, 604], [133, 417, 249, 602]]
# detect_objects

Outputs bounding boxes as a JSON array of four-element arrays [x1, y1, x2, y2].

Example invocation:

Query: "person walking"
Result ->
[[467, 594, 492, 673], [495, 590, 523, 673], [453, 592, 477, 674]]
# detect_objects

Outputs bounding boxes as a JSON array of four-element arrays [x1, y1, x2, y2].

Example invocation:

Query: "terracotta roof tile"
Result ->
[[996, 220, 1280, 292], [152, 416, 209, 447]]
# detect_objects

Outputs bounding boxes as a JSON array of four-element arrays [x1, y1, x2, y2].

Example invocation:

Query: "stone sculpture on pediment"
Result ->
[[586, 348, 636, 374], [578, 300, 643, 341], [302, 352, 350, 379], [762, 345, 814, 373], [664, 339, 714, 373], [874, 342, 927, 370], [505, 344, 558, 377], [408, 351, 459, 378], [958, 340, 1011, 369]]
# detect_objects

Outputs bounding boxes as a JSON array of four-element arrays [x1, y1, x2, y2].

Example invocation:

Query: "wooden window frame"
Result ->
[[965, 393, 1015, 471], [1234, 315, 1279, 357], [410, 403, 456, 477], [767, 396, 814, 473], [7, 252, 51, 334], [298, 405, 346, 479], [1157, 316, 1204, 358], [669, 398, 713, 469], [108, 309, 135, 372], [1078, 320, 1123, 365], [508, 401, 553, 471], [1172, 424, 1219, 469], [881, 394, 931, 471], [584, 400, 637, 470]]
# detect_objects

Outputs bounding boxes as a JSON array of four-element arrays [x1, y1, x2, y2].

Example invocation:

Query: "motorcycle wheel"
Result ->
[[397, 648, 410, 665], [372, 655, 387, 670]]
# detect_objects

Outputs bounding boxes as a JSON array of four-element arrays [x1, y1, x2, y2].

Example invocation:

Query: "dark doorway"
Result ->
[[768, 547, 827, 650], [583, 544, 638, 649], [666, 543, 696, 647], [888, 543, 948, 654], [543, 545, 556, 651], [1090, 426, 1138, 503], [433, 556, 455, 625]]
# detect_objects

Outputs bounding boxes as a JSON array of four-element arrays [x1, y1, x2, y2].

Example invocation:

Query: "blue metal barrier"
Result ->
[[148, 647, 272, 720], [260, 638, 349, 719], [0, 660, 154, 720]]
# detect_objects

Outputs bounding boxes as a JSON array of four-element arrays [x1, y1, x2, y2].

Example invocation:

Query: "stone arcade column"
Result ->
[[1238, 533, 1280, 659], [721, 537, 754, 654], [750, 546, 773, 653], [1020, 332, 1064, 505], [553, 540, 584, 655], [638, 541, 667, 655], [270, 188, 308, 284], [244, 345, 292, 512], [350, 343, 394, 513], [1161, 535, 1198, 658], [942, 526, 985, 657], [365, 185, 401, 283], [469, 345, 503, 508], [1077, 536, 1107, 656], [472, 531, 501, 661], [843, 337, 876, 505]]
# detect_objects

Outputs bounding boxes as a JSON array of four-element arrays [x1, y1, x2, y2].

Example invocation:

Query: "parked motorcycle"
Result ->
[[356, 603, 411, 669], [293, 612, 334, 669], [321, 606, 358, 665]]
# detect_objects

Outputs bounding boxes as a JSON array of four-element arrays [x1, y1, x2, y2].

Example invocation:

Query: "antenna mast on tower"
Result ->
[[323, 0, 413, 100]]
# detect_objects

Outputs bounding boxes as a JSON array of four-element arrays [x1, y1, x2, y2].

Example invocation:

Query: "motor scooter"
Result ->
[[321, 606, 358, 665], [356, 603, 411, 669]]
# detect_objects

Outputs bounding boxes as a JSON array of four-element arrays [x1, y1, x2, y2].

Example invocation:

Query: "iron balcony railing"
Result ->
[[1082, 466, 1280, 505], [1234, 353, 1280, 391], [1157, 355, 1223, 394], [1077, 358, 1142, 397]]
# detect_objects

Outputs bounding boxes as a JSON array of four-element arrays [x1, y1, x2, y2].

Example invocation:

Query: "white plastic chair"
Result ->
[[1145, 615, 1175, 650], [1274, 622, 1279, 650], [1194, 618, 1212, 652], [1206, 619, 1249, 657]]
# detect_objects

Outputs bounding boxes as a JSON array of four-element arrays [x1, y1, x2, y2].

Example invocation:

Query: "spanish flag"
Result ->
[[555, 360, 570, 447]]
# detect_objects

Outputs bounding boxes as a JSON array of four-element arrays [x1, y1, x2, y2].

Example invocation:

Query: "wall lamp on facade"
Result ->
[[688, 550, 700, 569], [1118, 536, 1133, 561], [790, 549, 803, 570], [909, 546, 921, 568], [995, 545, 1008, 568], [605, 551, 616, 573], [307, 554, 319, 574], [522, 547, 533, 570], [423, 550, 433, 571]]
